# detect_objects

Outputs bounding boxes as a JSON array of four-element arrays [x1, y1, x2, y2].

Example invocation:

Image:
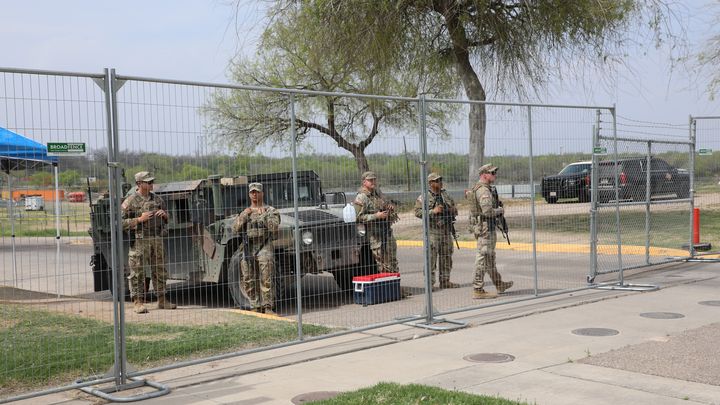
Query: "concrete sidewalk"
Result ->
[[26, 260, 720, 404]]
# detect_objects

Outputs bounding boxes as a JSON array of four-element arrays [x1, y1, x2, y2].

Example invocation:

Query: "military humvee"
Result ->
[[89, 170, 376, 307]]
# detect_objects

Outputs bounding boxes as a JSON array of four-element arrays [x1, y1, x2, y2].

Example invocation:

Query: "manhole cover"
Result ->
[[640, 312, 684, 319], [291, 391, 342, 404], [571, 328, 619, 337], [699, 300, 720, 307], [463, 353, 515, 363]]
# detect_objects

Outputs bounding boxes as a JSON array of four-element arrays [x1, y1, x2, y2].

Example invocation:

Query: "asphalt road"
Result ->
[[0, 236, 648, 330]]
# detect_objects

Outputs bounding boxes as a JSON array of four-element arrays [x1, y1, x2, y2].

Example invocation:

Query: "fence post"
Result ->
[[645, 141, 652, 264], [418, 95, 433, 323], [289, 93, 304, 340], [688, 116, 696, 257], [527, 106, 538, 296], [589, 114, 599, 283]]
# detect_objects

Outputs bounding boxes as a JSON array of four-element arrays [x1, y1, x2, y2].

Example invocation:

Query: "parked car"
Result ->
[[597, 157, 690, 203], [541, 161, 592, 204], [89, 170, 375, 308]]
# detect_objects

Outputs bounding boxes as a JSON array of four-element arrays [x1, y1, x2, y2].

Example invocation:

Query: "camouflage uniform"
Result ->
[[468, 180, 511, 293], [121, 191, 168, 300], [353, 186, 399, 273], [414, 189, 457, 286], [232, 205, 280, 311]]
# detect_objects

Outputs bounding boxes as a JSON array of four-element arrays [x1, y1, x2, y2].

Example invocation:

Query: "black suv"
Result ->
[[597, 157, 690, 203], [541, 161, 592, 204]]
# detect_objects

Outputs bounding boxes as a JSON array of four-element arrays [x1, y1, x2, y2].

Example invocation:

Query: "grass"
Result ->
[[310, 382, 529, 405], [0, 304, 332, 392], [519, 209, 720, 249]]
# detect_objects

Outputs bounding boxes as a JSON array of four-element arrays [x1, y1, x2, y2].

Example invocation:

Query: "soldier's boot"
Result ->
[[440, 281, 461, 289], [133, 297, 149, 314], [263, 307, 277, 316], [496, 281, 514, 294], [157, 295, 177, 310], [473, 289, 498, 300]]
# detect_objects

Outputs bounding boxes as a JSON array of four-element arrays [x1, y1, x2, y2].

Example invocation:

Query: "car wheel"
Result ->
[[676, 184, 690, 199]]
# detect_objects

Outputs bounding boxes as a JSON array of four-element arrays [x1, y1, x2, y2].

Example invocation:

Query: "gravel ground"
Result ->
[[580, 322, 720, 386]]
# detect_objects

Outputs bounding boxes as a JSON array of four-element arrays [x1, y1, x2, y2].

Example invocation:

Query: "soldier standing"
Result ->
[[467, 164, 513, 299], [353, 171, 399, 274], [414, 173, 460, 291], [232, 182, 280, 315], [122, 171, 176, 314]]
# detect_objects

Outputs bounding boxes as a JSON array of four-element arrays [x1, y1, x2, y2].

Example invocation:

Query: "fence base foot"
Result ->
[[79, 377, 170, 403], [596, 283, 659, 292], [412, 318, 467, 331]]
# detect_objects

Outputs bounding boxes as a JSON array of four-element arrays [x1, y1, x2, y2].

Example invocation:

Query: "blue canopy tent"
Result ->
[[1, 126, 61, 291]]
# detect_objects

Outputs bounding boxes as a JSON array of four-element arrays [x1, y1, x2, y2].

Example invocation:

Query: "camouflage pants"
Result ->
[[369, 231, 398, 273], [128, 237, 167, 299], [473, 232, 505, 291], [429, 232, 453, 285], [241, 241, 275, 310]]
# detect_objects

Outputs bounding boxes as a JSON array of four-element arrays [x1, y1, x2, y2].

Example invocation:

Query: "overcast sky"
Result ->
[[1, 0, 719, 153]]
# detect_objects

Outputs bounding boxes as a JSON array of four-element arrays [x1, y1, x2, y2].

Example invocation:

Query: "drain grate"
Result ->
[[571, 328, 619, 337], [463, 353, 515, 363], [640, 312, 684, 319], [699, 300, 720, 307], [291, 391, 342, 404]]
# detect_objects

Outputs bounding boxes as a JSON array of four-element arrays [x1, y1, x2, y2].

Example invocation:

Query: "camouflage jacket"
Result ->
[[232, 205, 280, 241], [121, 191, 167, 238], [467, 181, 503, 237], [414, 189, 457, 233], [353, 187, 398, 232]]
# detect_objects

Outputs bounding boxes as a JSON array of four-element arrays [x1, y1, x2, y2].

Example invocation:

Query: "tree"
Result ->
[[698, 4, 720, 99], [29, 172, 53, 187], [59, 169, 81, 188], [209, 3, 459, 173], [258, 1, 674, 185]]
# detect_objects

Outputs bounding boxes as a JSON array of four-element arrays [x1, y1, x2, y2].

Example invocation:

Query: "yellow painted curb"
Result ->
[[229, 309, 293, 322], [396, 239, 688, 257]]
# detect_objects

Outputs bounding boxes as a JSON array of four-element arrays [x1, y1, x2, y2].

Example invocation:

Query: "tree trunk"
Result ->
[[444, 10, 487, 187], [350, 145, 370, 174]]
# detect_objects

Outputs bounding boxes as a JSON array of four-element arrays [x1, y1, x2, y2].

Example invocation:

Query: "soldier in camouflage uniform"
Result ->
[[121, 171, 176, 314], [414, 172, 460, 291], [232, 182, 281, 315], [353, 171, 399, 275], [467, 164, 513, 299]]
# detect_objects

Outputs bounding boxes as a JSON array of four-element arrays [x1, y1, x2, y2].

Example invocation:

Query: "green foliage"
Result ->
[[206, 2, 459, 172], [311, 382, 528, 405], [58, 169, 81, 188], [28, 172, 52, 187]]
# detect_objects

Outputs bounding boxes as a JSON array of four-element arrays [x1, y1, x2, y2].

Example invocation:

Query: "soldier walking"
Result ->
[[414, 173, 460, 291], [467, 164, 513, 299], [232, 182, 280, 315], [353, 171, 399, 275], [122, 171, 176, 314]]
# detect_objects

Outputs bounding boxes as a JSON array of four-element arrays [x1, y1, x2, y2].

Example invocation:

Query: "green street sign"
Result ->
[[47, 142, 86, 156], [698, 148, 713, 156], [593, 147, 607, 155]]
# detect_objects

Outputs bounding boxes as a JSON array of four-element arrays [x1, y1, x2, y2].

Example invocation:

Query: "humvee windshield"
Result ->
[[247, 171, 322, 209]]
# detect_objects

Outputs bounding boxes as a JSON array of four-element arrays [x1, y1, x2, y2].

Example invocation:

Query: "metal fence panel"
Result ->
[[0, 69, 111, 399]]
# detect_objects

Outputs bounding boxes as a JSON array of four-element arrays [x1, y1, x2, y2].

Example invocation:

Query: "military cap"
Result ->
[[478, 164, 498, 175], [248, 182, 263, 192], [134, 171, 155, 183], [361, 171, 377, 181], [427, 172, 442, 182]]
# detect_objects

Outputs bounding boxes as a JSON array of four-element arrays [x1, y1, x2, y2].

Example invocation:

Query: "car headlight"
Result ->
[[356, 223, 366, 237], [301, 230, 313, 245]]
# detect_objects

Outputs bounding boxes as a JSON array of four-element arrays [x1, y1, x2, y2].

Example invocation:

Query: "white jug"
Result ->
[[343, 203, 356, 223]]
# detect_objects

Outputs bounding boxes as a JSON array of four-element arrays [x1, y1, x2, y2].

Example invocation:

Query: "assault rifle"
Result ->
[[490, 187, 510, 245], [434, 194, 460, 249]]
